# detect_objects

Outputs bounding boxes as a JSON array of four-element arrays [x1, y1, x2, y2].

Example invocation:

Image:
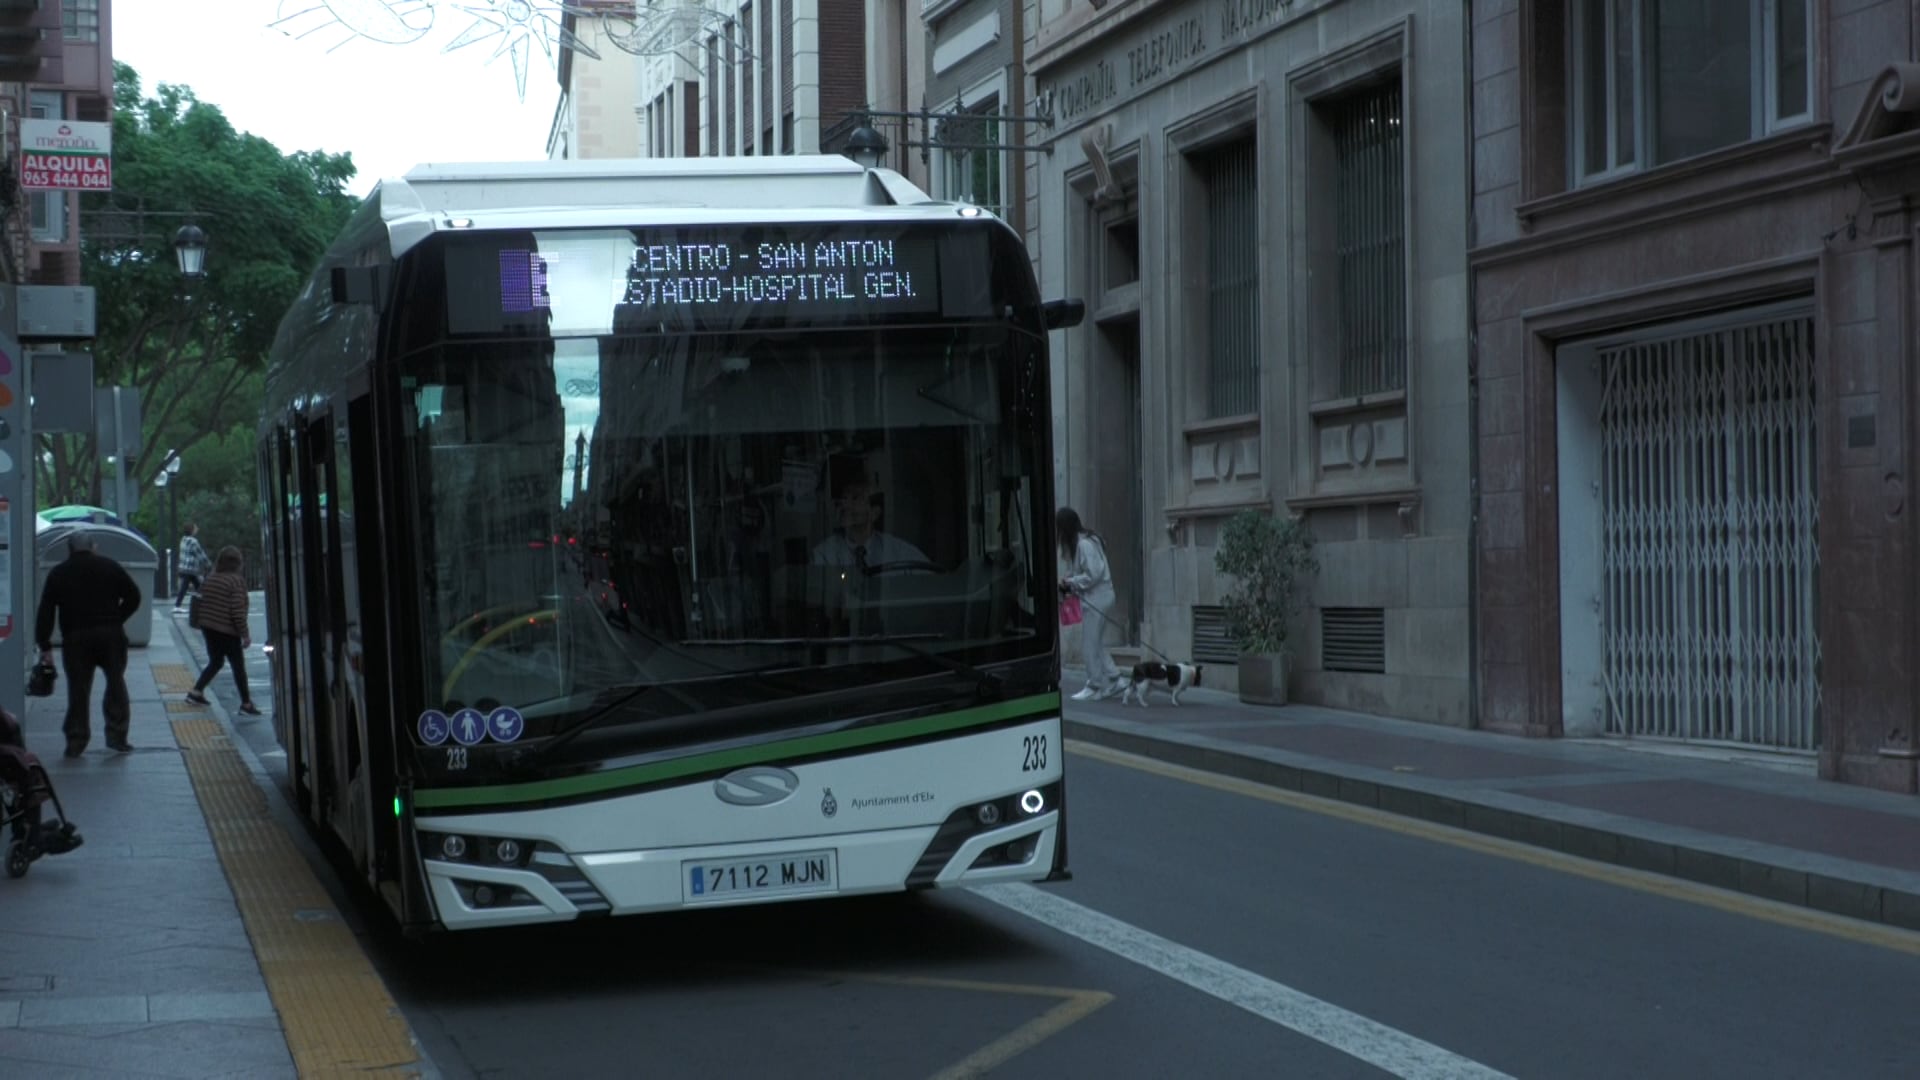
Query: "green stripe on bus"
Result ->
[[411, 692, 1061, 811]]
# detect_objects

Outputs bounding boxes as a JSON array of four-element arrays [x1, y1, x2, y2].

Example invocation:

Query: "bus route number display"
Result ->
[[619, 232, 943, 320]]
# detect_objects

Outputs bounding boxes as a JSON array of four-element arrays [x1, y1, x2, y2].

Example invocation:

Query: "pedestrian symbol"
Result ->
[[418, 710, 450, 746], [451, 708, 487, 746], [487, 707, 525, 743]]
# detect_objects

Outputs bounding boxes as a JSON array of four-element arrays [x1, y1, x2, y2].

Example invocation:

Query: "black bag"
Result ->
[[187, 593, 204, 630], [26, 661, 57, 698]]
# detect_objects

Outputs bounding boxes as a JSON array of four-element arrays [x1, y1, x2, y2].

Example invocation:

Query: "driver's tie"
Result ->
[[854, 544, 868, 572]]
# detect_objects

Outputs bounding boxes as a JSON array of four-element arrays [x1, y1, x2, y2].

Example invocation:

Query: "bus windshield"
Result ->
[[398, 228, 1051, 723]]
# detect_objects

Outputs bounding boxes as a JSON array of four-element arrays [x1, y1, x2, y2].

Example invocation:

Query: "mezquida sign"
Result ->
[[20, 118, 113, 193], [1034, 0, 1306, 133]]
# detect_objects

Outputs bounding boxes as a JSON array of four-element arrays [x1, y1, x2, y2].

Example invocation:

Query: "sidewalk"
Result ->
[[0, 610, 297, 1077], [1061, 667, 1920, 932], [1, 608, 429, 1078]]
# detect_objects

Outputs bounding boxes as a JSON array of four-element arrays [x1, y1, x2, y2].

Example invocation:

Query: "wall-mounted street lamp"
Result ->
[[843, 123, 888, 171], [173, 224, 208, 279]]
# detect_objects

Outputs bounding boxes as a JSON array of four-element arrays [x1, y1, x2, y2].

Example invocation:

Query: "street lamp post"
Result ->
[[173, 225, 208, 279], [843, 120, 889, 171], [155, 450, 181, 598]]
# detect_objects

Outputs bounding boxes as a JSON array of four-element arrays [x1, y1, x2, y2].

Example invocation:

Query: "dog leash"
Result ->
[[1070, 594, 1179, 666]]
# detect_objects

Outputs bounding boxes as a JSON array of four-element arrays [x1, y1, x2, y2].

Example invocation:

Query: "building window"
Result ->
[[1573, 0, 1813, 184], [1327, 79, 1405, 397], [1197, 138, 1258, 419], [28, 90, 65, 245], [942, 100, 1003, 216], [64, 0, 100, 42], [705, 35, 720, 155]]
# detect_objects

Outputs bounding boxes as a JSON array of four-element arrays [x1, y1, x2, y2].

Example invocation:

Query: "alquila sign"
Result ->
[[19, 119, 113, 192], [1035, 0, 1305, 131]]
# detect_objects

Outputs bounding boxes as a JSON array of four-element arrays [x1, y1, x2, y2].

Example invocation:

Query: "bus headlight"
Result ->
[[1019, 789, 1046, 816], [975, 802, 1002, 826], [426, 831, 533, 867]]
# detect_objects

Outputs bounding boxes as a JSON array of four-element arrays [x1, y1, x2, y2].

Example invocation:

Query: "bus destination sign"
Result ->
[[619, 229, 943, 321]]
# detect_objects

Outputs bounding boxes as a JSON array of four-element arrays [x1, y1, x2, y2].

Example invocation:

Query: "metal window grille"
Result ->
[[1200, 139, 1259, 418], [1321, 607, 1386, 673], [1330, 80, 1406, 397], [1190, 605, 1241, 664], [1598, 314, 1819, 750], [943, 106, 1004, 218]]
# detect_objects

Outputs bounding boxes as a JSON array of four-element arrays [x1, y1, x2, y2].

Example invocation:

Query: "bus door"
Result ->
[[346, 392, 403, 892], [291, 416, 341, 830], [301, 411, 351, 841], [273, 428, 314, 816]]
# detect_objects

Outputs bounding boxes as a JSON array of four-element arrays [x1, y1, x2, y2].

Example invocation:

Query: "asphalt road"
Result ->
[[199, 622, 1920, 1079]]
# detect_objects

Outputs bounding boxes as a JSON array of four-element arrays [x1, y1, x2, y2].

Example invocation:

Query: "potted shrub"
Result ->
[[1213, 509, 1317, 705]]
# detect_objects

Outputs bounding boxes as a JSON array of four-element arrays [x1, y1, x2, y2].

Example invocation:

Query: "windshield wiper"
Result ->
[[503, 663, 813, 772], [748, 634, 1006, 701]]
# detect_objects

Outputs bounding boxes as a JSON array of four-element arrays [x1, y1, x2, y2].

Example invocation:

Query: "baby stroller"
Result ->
[[1, 707, 82, 878]]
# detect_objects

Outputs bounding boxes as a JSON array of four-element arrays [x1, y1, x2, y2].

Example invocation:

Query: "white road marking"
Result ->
[[973, 883, 1513, 1080]]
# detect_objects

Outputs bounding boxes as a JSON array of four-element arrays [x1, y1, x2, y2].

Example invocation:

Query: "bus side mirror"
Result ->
[[1041, 298, 1086, 330]]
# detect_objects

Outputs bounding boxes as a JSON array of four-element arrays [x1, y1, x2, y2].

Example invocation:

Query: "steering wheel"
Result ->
[[442, 608, 557, 702]]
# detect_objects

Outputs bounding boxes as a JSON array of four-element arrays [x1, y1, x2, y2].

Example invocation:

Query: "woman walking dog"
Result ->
[[184, 547, 262, 716], [1057, 507, 1125, 701]]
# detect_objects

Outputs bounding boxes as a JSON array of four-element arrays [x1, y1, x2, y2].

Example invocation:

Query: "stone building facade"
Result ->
[[1469, 0, 1919, 793], [1026, 0, 1474, 720]]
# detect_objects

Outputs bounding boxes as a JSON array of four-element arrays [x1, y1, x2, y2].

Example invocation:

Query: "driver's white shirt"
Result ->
[[810, 531, 930, 568]]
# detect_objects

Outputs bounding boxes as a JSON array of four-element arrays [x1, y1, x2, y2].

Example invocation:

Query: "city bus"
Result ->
[[256, 155, 1085, 932]]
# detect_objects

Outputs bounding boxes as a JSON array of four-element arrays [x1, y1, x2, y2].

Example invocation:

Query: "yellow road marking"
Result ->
[[1067, 738, 1920, 958], [172, 716, 425, 1077], [800, 970, 1112, 1080]]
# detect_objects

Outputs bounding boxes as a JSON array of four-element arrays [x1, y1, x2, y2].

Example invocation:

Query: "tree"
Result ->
[[48, 63, 358, 533]]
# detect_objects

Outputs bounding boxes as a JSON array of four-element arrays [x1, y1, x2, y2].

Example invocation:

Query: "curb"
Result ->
[[1063, 717, 1920, 934]]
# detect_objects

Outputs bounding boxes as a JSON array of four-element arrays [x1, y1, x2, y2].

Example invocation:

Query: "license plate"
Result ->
[[684, 849, 838, 903]]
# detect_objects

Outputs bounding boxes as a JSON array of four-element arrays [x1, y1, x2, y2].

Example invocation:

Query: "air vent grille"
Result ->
[[1190, 605, 1241, 664], [1321, 607, 1386, 673]]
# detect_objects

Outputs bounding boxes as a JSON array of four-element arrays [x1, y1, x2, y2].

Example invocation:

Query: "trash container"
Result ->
[[33, 522, 161, 648]]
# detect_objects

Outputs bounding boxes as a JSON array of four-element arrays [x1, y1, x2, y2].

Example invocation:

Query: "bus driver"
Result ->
[[810, 477, 930, 572]]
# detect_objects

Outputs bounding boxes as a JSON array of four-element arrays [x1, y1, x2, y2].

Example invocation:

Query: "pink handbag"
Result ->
[[1060, 594, 1083, 627]]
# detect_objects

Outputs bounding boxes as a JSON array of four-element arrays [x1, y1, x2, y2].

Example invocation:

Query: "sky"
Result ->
[[116, 1, 567, 196]]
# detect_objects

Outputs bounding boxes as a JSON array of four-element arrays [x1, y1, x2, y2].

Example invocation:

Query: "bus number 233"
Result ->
[[1021, 735, 1047, 772]]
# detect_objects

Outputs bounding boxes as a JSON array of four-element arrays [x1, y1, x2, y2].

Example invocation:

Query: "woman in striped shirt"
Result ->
[[184, 546, 262, 716]]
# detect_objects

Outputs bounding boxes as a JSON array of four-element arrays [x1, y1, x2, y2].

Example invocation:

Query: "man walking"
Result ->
[[35, 535, 143, 757]]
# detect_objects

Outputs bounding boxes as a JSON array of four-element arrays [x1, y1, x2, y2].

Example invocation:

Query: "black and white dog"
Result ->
[[1119, 661, 1204, 707]]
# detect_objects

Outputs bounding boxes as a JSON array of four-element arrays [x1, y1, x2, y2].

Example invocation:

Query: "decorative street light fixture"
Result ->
[[173, 224, 208, 278], [843, 123, 889, 171]]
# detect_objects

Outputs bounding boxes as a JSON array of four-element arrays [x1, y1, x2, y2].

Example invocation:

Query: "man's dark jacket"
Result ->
[[35, 550, 141, 651]]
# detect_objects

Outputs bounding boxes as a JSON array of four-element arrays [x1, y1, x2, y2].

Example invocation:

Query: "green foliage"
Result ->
[[1213, 510, 1318, 657], [48, 63, 358, 565]]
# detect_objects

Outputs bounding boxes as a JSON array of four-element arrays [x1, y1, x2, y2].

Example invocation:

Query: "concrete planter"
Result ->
[[1236, 653, 1288, 706]]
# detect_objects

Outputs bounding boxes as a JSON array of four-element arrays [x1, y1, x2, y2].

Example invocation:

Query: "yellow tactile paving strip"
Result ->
[[170, 716, 425, 1078], [151, 663, 198, 694]]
